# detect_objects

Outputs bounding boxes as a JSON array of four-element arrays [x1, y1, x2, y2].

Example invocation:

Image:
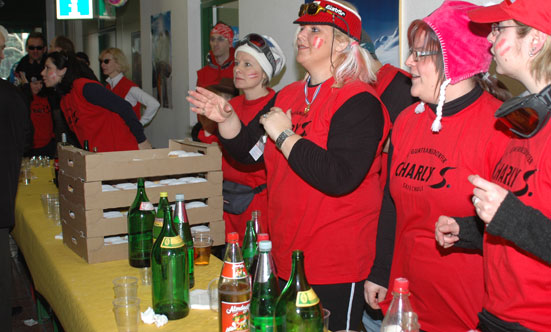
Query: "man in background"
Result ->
[[13, 32, 47, 85], [196, 21, 235, 88]]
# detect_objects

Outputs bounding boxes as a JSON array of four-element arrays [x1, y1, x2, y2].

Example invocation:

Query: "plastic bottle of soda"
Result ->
[[380, 277, 420, 332], [151, 202, 190, 320], [275, 250, 323, 331], [127, 178, 155, 267], [153, 192, 169, 242], [173, 194, 195, 288], [250, 240, 280, 332], [242, 220, 257, 275], [219, 232, 251, 332]]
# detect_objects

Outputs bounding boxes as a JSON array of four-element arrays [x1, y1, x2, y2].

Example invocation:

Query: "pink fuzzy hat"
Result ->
[[424, 0, 492, 84]]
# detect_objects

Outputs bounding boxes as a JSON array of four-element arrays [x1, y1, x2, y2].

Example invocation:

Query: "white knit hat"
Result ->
[[235, 34, 286, 82]]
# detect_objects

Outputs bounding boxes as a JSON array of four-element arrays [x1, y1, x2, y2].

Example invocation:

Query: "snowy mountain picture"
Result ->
[[373, 27, 400, 67]]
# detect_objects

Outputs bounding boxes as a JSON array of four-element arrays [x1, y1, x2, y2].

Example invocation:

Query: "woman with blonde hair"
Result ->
[[100, 47, 160, 126], [188, 1, 390, 329]]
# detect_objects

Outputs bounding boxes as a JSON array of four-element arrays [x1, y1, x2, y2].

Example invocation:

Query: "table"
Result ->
[[12, 166, 222, 332]]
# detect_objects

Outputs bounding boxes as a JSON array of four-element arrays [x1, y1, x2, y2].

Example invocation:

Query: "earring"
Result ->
[[529, 48, 536, 57]]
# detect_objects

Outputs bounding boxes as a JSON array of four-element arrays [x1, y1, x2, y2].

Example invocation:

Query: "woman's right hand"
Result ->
[[435, 215, 460, 248], [364, 280, 387, 310], [187, 87, 234, 123]]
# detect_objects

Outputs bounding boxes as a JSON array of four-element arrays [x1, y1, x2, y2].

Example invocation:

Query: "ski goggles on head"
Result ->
[[495, 84, 551, 138], [299, 3, 331, 17], [236, 33, 276, 77]]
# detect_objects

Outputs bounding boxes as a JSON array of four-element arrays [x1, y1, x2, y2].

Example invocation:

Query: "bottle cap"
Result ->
[[257, 233, 269, 242], [227, 232, 239, 243], [175, 194, 185, 201], [259, 240, 271, 251], [160, 192, 168, 198], [393, 277, 409, 294], [252, 210, 261, 219]]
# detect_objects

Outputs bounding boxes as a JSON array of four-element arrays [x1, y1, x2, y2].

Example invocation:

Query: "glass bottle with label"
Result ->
[[251, 240, 280, 332], [380, 277, 420, 332], [151, 202, 190, 320], [173, 193, 195, 288], [274, 250, 323, 332], [242, 220, 257, 276], [153, 192, 169, 242], [219, 232, 251, 332], [251, 210, 262, 234], [127, 178, 155, 267]]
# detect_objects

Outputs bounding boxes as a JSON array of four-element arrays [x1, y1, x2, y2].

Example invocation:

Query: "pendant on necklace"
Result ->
[[304, 104, 311, 114]]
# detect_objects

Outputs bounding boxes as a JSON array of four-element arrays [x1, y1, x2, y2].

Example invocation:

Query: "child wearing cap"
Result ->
[[436, 0, 551, 331], [366, 1, 512, 331], [189, 1, 390, 329]]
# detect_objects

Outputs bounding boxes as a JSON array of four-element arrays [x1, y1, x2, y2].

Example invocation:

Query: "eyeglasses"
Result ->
[[236, 33, 276, 77], [100, 59, 111, 65], [299, 3, 331, 17], [409, 48, 439, 62], [495, 85, 551, 138], [491, 23, 517, 35], [28, 46, 44, 51]]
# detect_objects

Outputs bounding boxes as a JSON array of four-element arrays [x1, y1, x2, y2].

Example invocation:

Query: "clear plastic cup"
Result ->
[[112, 297, 140, 332], [113, 276, 138, 298]]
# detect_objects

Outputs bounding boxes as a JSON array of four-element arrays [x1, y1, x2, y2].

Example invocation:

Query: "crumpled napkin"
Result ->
[[141, 307, 168, 327]]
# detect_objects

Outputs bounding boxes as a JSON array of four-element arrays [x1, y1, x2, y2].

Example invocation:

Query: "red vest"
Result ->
[[196, 50, 235, 88], [106, 76, 141, 120], [60, 78, 138, 152], [29, 94, 54, 148], [265, 78, 390, 284]]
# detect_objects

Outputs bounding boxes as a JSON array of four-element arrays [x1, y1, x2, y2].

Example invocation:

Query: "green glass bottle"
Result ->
[[251, 240, 280, 332], [242, 220, 257, 276], [83, 139, 90, 151], [173, 194, 195, 289], [127, 178, 155, 268], [153, 192, 168, 242], [274, 250, 323, 332], [151, 203, 190, 320]]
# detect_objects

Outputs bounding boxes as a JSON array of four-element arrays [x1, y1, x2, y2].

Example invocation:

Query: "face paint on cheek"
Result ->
[[499, 46, 511, 58], [495, 39, 510, 57], [247, 73, 259, 79], [313, 36, 324, 49]]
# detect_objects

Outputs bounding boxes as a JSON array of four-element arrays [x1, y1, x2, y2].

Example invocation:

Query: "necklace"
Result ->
[[304, 77, 323, 114]]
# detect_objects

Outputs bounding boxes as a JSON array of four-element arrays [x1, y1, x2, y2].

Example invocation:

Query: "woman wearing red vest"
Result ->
[[365, 2, 513, 331], [41, 52, 151, 152], [100, 47, 160, 126], [188, 1, 390, 330], [436, 0, 551, 331]]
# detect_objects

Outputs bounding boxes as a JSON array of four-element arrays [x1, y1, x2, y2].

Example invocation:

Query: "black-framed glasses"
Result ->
[[100, 59, 111, 65], [409, 48, 439, 62], [491, 23, 517, 35], [28, 45, 44, 51], [236, 33, 276, 77]]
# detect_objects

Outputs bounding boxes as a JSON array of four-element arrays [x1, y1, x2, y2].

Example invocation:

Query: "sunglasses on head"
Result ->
[[495, 84, 551, 138], [100, 59, 111, 65], [236, 33, 276, 77], [297, 3, 352, 39], [28, 45, 44, 51]]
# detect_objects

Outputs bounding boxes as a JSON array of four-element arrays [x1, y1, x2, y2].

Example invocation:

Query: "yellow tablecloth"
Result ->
[[12, 166, 221, 332]]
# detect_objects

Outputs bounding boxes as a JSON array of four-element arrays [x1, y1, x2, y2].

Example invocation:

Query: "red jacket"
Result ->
[[106, 76, 141, 120], [196, 49, 235, 88], [29, 94, 54, 148]]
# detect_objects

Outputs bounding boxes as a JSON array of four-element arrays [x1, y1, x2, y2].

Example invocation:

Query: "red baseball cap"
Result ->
[[294, 0, 362, 41], [468, 0, 551, 36]]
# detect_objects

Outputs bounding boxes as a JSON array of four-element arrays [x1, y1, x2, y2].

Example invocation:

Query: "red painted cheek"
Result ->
[[247, 73, 259, 79], [313, 36, 324, 49], [495, 39, 509, 57], [499, 46, 511, 57]]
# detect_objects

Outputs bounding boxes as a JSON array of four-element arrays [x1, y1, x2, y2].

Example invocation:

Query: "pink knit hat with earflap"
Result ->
[[415, 0, 492, 132]]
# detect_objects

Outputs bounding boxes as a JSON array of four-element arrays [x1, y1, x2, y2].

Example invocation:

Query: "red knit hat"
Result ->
[[294, 0, 362, 41], [469, 0, 551, 36]]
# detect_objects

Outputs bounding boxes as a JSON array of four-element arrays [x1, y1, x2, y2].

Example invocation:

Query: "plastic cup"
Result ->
[[323, 308, 331, 332], [113, 276, 138, 298], [193, 233, 212, 265], [21, 167, 32, 185], [46, 194, 60, 225], [139, 267, 151, 286], [208, 277, 219, 312], [112, 297, 140, 332]]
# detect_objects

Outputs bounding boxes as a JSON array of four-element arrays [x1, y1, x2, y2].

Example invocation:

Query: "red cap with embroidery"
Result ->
[[468, 0, 551, 36], [294, 0, 362, 41]]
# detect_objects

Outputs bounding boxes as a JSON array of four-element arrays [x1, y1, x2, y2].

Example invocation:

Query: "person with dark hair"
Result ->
[[75, 51, 90, 66], [41, 52, 151, 152], [365, 1, 512, 331], [12, 32, 47, 85], [49, 35, 74, 54], [189, 1, 390, 329], [196, 22, 235, 88]]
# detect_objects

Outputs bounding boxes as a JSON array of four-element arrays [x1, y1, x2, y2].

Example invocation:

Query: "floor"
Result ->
[[10, 236, 56, 332]]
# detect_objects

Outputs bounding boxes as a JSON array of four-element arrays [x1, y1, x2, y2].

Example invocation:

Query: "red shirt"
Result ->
[[106, 76, 141, 120], [60, 78, 138, 152], [385, 92, 509, 332], [198, 90, 274, 241], [266, 79, 390, 284], [29, 94, 54, 148], [484, 122, 551, 331], [196, 50, 235, 88]]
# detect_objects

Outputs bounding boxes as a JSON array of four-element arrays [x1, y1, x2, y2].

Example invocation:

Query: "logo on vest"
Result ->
[[492, 161, 537, 197]]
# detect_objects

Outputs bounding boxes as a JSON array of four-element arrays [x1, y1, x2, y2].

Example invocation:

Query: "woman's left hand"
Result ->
[[469, 174, 508, 225], [259, 107, 292, 141]]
